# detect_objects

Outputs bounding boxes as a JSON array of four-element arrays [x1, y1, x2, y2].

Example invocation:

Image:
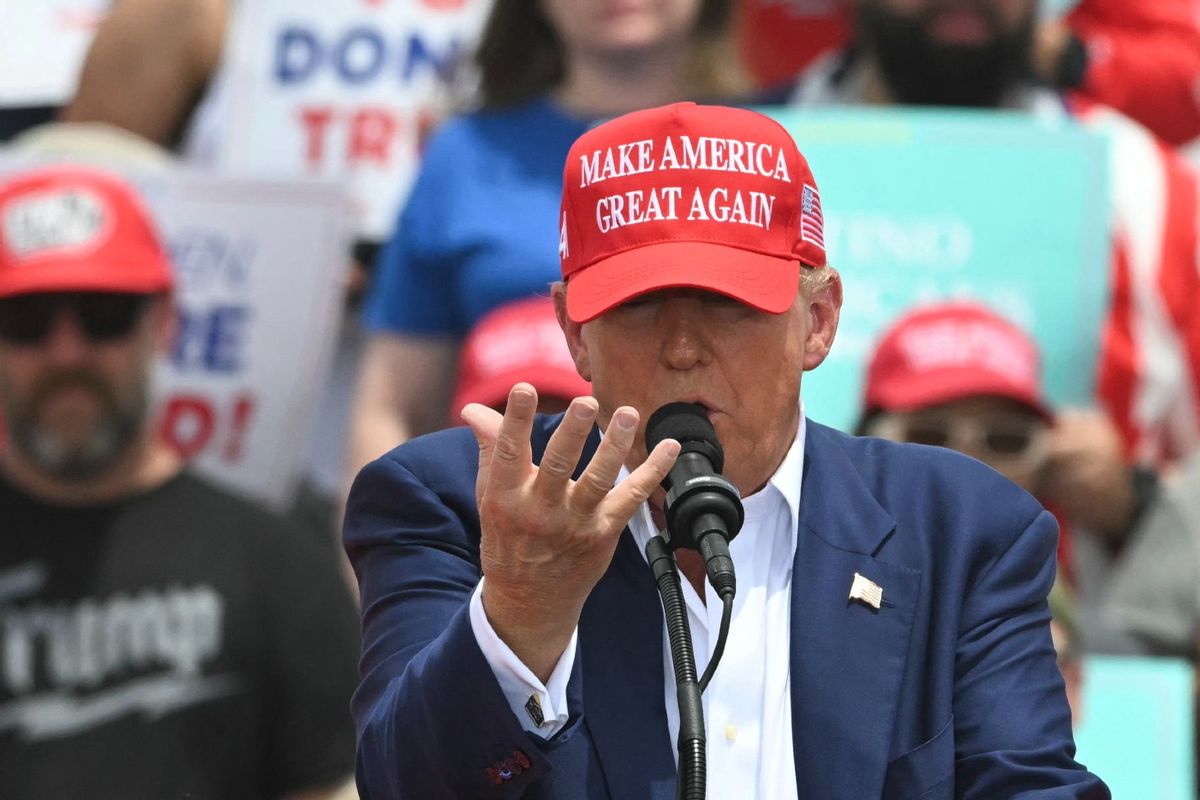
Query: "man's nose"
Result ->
[[659, 302, 712, 370], [42, 311, 91, 365]]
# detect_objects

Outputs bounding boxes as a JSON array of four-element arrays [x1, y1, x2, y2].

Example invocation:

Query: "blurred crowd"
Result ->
[[3, 0, 1200, 796]]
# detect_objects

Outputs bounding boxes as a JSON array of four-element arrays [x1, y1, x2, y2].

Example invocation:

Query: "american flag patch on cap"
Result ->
[[800, 183, 824, 249]]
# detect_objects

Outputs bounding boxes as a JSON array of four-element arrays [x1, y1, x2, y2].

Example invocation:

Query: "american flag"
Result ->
[[800, 184, 824, 249]]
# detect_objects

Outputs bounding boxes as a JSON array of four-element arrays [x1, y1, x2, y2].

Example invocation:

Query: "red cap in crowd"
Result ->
[[558, 102, 826, 323], [451, 296, 591, 413], [0, 165, 174, 299], [864, 302, 1052, 419]]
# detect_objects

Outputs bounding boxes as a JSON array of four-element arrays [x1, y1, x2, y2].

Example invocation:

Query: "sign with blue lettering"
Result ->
[[765, 107, 1110, 431], [196, 0, 490, 239]]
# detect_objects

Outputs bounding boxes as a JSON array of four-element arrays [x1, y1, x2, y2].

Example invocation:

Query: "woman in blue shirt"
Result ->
[[347, 0, 745, 476]]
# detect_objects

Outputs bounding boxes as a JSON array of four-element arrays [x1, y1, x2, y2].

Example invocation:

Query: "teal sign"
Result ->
[[765, 107, 1110, 431], [1076, 656, 1194, 798]]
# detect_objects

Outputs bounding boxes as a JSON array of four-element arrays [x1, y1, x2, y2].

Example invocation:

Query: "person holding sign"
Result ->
[[345, 103, 1107, 799], [788, 0, 1200, 471], [0, 165, 360, 800], [347, 0, 747, 483]]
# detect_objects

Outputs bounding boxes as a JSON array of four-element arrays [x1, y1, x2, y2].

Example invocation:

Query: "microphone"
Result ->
[[645, 403, 744, 600]]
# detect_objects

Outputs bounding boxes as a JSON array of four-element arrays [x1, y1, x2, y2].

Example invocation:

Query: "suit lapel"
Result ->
[[790, 422, 921, 798], [543, 421, 676, 800], [580, 532, 677, 800]]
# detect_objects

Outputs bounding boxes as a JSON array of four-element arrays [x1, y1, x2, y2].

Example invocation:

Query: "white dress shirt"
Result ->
[[469, 415, 806, 800]]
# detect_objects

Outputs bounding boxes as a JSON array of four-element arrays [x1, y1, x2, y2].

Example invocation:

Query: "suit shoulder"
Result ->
[[811, 423, 1047, 534]]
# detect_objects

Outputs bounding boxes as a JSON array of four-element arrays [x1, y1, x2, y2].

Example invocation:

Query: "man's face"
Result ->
[[866, 395, 1049, 490], [854, 0, 1038, 107], [0, 292, 169, 481], [556, 275, 841, 495]]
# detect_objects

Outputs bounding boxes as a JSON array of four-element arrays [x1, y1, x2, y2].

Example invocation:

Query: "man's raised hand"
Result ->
[[461, 383, 679, 682]]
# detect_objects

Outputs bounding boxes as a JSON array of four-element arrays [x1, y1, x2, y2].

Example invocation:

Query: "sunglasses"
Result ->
[[867, 412, 1048, 468], [0, 292, 155, 345]]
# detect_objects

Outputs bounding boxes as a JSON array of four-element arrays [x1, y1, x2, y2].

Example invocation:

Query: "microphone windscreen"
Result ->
[[645, 402, 724, 472]]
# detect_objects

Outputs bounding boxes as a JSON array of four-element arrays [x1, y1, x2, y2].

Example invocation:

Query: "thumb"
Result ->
[[461, 402, 504, 503]]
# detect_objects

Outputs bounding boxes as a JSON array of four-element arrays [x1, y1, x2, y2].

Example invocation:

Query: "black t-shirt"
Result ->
[[0, 471, 360, 799]]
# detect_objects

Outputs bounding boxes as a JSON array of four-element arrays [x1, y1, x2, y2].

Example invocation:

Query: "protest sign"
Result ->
[[148, 174, 348, 507], [0, 1, 108, 107], [765, 108, 1110, 432], [194, 0, 490, 240]]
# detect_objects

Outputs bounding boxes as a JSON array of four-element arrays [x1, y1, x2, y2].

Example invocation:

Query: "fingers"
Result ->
[[532, 396, 598, 501], [605, 438, 680, 524], [487, 384, 539, 491], [569, 406, 641, 514], [461, 401, 504, 503]]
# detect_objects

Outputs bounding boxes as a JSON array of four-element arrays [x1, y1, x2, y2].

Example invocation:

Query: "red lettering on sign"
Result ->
[[294, 106, 408, 169], [222, 394, 257, 463], [158, 393, 259, 464], [298, 106, 336, 168], [159, 395, 216, 459], [349, 107, 399, 166]]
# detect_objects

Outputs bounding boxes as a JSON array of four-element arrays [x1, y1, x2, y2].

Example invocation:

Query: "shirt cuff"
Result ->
[[468, 578, 577, 737]]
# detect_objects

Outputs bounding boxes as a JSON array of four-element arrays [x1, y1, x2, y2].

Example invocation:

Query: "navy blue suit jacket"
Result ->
[[344, 417, 1108, 799]]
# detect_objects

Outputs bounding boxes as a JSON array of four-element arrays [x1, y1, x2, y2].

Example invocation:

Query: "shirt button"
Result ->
[[724, 722, 738, 742]]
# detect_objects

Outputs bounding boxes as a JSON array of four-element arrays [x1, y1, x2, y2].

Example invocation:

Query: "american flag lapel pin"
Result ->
[[849, 572, 883, 610]]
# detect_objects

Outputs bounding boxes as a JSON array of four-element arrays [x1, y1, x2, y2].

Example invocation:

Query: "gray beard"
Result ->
[[2, 371, 148, 482], [13, 412, 141, 481]]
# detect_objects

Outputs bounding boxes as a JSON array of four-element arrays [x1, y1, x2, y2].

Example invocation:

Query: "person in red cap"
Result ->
[[855, 300, 1153, 727], [0, 165, 360, 799], [858, 301, 1149, 541], [345, 103, 1107, 798], [450, 296, 592, 418]]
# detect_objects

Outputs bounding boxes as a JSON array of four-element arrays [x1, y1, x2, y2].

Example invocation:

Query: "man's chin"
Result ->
[[14, 425, 128, 482]]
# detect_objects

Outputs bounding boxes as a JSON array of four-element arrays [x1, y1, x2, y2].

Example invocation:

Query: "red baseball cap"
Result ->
[[451, 296, 591, 413], [0, 165, 174, 299], [864, 302, 1052, 419], [559, 103, 826, 323]]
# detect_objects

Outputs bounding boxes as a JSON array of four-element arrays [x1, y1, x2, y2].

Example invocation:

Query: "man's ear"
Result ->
[[803, 269, 842, 371], [552, 282, 591, 381]]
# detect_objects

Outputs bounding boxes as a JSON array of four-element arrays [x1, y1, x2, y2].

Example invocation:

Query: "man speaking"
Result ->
[[344, 104, 1107, 799]]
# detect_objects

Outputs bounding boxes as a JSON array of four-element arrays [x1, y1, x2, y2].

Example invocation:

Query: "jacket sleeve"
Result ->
[[343, 453, 583, 799], [1068, 0, 1200, 145], [953, 508, 1111, 798]]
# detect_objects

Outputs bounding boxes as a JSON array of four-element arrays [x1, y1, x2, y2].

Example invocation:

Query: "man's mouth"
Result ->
[[929, 8, 991, 46]]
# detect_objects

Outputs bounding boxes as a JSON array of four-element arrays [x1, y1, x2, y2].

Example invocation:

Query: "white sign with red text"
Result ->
[[0, 1, 109, 107], [192, 0, 490, 240], [147, 173, 349, 508]]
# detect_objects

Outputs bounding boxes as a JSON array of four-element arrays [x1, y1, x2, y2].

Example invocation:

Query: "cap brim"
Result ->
[[874, 370, 1054, 421], [0, 257, 172, 298], [565, 241, 802, 323]]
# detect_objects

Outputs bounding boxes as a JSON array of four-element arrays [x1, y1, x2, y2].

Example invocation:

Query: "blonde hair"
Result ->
[[800, 264, 836, 297]]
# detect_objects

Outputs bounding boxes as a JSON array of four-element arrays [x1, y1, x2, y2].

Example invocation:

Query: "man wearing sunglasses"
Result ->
[[0, 166, 360, 799], [858, 302, 1159, 711]]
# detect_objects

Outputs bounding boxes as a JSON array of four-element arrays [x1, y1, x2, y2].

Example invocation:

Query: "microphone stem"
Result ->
[[647, 535, 707, 800]]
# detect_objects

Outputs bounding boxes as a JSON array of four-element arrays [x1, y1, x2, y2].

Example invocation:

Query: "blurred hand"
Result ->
[[461, 384, 679, 682], [1037, 409, 1136, 541]]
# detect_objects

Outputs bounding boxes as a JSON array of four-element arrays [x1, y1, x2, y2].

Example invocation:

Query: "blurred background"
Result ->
[[3, 0, 1200, 796]]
